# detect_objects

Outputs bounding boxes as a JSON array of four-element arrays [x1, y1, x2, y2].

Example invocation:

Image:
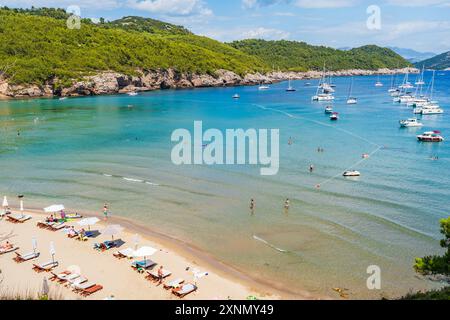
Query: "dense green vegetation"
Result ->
[[229, 40, 411, 71], [0, 8, 266, 85], [0, 7, 411, 87], [401, 216, 450, 300], [416, 51, 450, 70]]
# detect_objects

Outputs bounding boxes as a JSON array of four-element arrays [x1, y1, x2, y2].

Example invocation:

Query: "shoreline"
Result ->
[[0, 67, 418, 99], [1, 206, 325, 300]]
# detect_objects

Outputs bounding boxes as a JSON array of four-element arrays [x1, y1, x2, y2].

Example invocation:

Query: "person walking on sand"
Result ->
[[157, 265, 164, 284], [249, 198, 255, 215], [103, 203, 109, 220]]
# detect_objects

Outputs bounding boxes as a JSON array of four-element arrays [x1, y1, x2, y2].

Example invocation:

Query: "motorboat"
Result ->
[[417, 131, 444, 142], [312, 93, 334, 101], [347, 97, 357, 104], [343, 170, 361, 177], [258, 83, 270, 90], [127, 92, 138, 96], [375, 81, 383, 87], [324, 106, 333, 114], [232, 94, 240, 99], [399, 118, 423, 127], [330, 112, 339, 121]]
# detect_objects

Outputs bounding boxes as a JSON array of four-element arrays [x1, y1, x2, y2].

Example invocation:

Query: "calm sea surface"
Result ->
[[1, 72, 449, 298]]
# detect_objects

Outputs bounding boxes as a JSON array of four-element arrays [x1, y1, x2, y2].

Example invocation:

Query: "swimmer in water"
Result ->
[[288, 137, 294, 145], [284, 199, 290, 214], [309, 164, 314, 173], [249, 199, 255, 215]]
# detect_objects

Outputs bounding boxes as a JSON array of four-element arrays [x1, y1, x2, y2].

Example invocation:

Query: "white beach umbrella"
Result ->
[[132, 233, 140, 250], [77, 217, 100, 230], [44, 204, 65, 213], [42, 277, 49, 296], [133, 246, 157, 265], [2, 196, 8, 208], [101, 224, 123, 240], [19, 199, 24, 215], [49, 241, 56, 263]]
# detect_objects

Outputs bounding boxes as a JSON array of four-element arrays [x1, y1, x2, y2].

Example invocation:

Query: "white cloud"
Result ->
[[126, 0, 212, 17], [294, 0, 357, 8], [385, 0, 450, 6], [201, 26, 290, 42]]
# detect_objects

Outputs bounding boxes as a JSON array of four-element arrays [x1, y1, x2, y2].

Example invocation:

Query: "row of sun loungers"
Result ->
[[50, 269, 103, 296], [37, 220, 66, 231]]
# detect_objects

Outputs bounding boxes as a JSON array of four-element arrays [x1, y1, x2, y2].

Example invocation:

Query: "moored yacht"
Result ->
[[343, 170, 361, 177], [330, 112, 339, 121], [399, 118, 423, 127], [417, 131, 444, 142], [312, 93, 335, 101]]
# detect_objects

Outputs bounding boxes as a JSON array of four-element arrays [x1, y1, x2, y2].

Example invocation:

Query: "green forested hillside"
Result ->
[[0, 8, 411, 87], [416, 51, 450, 70], [0, 8, 266, 85], [229, 40, 411, 71]]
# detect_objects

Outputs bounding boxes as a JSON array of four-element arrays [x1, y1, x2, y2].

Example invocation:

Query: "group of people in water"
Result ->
[[249, 198, 290, 215]]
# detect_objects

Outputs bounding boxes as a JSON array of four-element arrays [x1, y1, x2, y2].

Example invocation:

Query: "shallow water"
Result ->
[[1, 72, 449, 299]]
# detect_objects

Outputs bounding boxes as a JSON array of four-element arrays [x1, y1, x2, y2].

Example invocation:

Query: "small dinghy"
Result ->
[[343, 170, 361, 177]]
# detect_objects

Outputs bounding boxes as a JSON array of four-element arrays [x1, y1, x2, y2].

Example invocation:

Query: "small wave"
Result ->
[[102, 174, 113, 177], [145, 181, 160, 186], [123, 177, 144, 183], [252, 235, 288, 253]]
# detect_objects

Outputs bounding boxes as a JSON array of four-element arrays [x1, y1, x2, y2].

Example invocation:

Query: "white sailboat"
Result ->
[[346, 77, 357, 104], [312, 64, 335, 101], [415, 65, 426, 86], [375, 75, 383, 87], [286, 78, 296, 92]]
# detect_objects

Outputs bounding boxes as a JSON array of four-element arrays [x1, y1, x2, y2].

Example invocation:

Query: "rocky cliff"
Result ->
[[0, 67, 418, 99]]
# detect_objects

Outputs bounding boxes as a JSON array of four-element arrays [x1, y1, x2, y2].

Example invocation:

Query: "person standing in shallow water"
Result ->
[[284, 198, 290, 215], [249, 199, 255, 215], [103, 203, 109, 220]]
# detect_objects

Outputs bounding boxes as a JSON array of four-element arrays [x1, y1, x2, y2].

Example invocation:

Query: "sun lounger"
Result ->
[[72, 281, 96, 292], [32, 260, 59, 272], [131, 259, 157, 272], [50, 222, 66, 231], [172, 283, 198, 298], [80, 284, 103, 297], [50, 271, 80, 283], [66, 276, 88, 288], [113, 247, 134, 259], [37, 221, 55, 229], [65, 213, 83, 220], [0, 246, 19, 255], [7, 214, 32, 223], [13, 251, 40, 262], [93, 240, 118, 252], [163, 278, 185, 290], [146, 269, 172, 282]]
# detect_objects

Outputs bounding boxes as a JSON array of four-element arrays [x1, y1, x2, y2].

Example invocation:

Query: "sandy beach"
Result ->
[[0, 208, 290, 300]]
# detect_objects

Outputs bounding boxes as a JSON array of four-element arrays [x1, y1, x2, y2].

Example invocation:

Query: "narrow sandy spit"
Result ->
[[0, 208, 322, 300]]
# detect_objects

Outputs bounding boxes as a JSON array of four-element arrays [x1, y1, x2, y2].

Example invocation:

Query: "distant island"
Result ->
[[415, 51, 450, 70], [0, 7, 414, 98]]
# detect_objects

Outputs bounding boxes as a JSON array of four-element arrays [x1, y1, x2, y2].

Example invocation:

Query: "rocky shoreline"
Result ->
[[0, 67, 419, 99]]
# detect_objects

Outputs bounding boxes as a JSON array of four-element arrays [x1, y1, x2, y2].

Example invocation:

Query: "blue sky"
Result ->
[[3, 0, 450, 53]]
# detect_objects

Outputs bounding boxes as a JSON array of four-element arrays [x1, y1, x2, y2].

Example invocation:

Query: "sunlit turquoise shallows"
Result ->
[[1, 72, 449, 298]]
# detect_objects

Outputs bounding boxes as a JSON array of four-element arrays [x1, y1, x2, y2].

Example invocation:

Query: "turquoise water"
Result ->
[[1, 72, 449, 298]]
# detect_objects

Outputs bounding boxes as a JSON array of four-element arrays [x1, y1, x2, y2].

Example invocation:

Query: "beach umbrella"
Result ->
[[41, 277, 49, 297], [32, 237, 38, 253], [77, 217, 100, 231], [2, 196, 8, 208], [101, 224, 123, 240], [133, 246, 157, 265], [49, 241, 56, 264], [132, 234, 140, 250], [19, 199, 24, 217], [44, 204, 65, 213]]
